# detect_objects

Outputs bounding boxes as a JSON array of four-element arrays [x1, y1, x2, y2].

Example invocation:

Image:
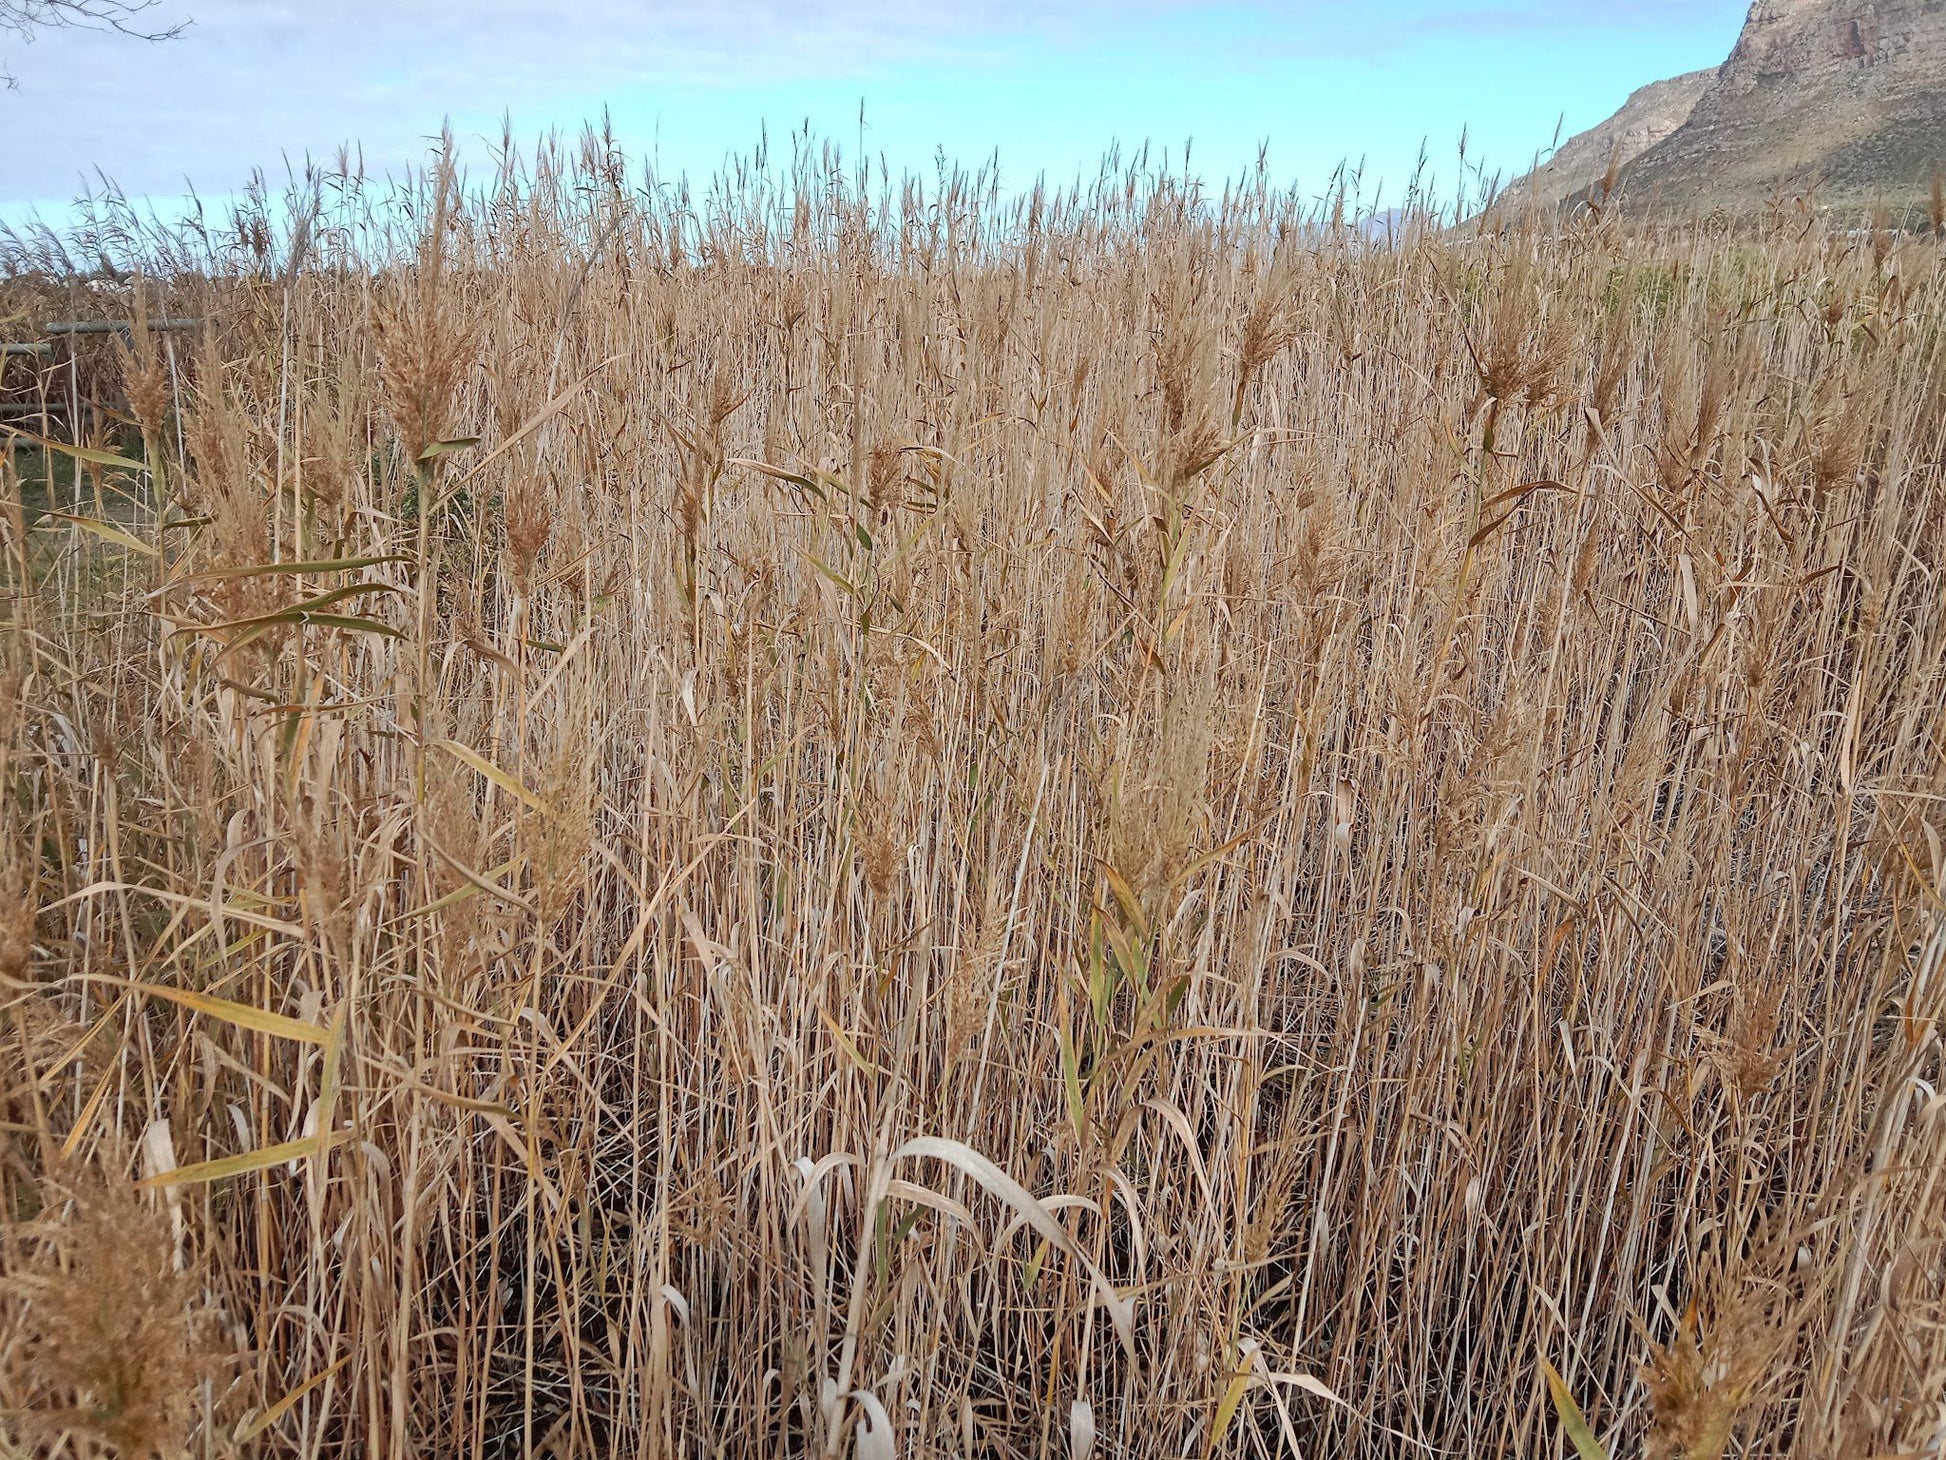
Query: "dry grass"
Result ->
[[0, 138, 1944, 1458]]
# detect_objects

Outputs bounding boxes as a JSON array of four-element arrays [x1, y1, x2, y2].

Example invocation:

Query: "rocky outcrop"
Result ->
[[1513, 70, 1715, 208], [1521, 0, 1946, 215]]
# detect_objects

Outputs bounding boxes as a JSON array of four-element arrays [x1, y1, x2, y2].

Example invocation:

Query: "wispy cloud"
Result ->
[[0, 1, 1746, 210], [1, 0, 1185, 200], [1249, 0, 1719, 59]]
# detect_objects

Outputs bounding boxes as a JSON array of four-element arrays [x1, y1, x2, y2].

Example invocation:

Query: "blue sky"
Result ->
[[0, 1, 1748, 218]]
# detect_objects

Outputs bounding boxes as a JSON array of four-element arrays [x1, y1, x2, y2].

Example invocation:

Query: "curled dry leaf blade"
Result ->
[[891, 1136, 1136, 1360]]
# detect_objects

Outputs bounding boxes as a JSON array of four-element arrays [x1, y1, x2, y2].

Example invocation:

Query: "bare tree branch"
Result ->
[[1, 0, 186, 41], [1, 0, 185, 90]]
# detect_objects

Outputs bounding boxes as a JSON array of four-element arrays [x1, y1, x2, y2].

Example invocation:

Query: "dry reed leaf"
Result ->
[[891, 1136, 1135, 1359], [135, 1129, 350, 1190], [130, 981, 331, 1045], [430, 739, 556, 814], [234, 1354, 348, 1445], [1542, 1358, 1613, 1460]]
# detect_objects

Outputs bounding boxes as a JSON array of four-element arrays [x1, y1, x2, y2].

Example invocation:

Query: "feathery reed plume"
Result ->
[[1642, 1288, 1788, 1460], [7, 1179, 217, 1458], [373, 149, 477, 469]]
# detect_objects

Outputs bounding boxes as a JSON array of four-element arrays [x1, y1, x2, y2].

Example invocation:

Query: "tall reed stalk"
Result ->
[[1, 138, 1943, 1459]]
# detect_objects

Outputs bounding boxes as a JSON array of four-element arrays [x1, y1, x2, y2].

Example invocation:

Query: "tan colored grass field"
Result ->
[[2, 142, 1944, 1458]]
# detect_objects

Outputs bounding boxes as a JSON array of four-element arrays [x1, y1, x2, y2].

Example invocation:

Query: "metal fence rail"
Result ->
[[1, 317, 204, 356], [43, 318, 204, 336], [2, 318, 206, 426]]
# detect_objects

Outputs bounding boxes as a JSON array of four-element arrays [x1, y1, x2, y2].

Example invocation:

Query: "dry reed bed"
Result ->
[[1, 145, 1944, 1458]]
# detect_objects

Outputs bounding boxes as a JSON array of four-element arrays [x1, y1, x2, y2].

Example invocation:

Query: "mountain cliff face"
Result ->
[[1517, 0, 1946, 214], [1516, 70, 1715, 208]]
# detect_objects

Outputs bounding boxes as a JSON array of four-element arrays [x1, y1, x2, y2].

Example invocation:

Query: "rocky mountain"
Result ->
[[1514, 0, 1946, 215], [1514, 70, 1715, 209]]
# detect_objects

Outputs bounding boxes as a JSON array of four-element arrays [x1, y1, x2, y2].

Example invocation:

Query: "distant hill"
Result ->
[[1513, 0, 1946, 216]]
